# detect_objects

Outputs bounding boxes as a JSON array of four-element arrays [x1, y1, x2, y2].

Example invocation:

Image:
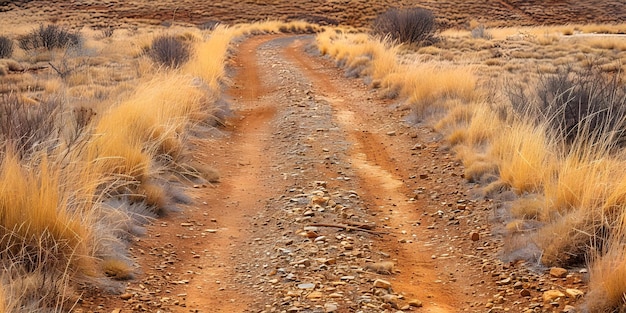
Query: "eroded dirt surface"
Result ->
[[76, 35, 590, 313]]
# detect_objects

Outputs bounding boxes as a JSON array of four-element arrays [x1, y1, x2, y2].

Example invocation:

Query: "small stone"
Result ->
[[381, 294, 399, 307], [307, 291, 323, 299], [562, 305, 577, 313], [411, 144, 423, 150], [120, 293, 133, 300], [497, 278, 512, 285], [303, 210, 315, 217], [311, 195, 328, 206], [298, 283, 316, 289], [340, 276, 355, 281], [324, 302, 338, 312], [386, 131, 397, 136], [180, 222, 193, 227], [373, 279, 392, 289], [520, 289, 531, 297], [419, 174, 429, 179], [408, 299, 423, 307], [543, 290, 565, 302], [549, 267, 568, 278], [314, 236, 327, 242], [111, 309, 121, 313], [565, 288, 584, 299]]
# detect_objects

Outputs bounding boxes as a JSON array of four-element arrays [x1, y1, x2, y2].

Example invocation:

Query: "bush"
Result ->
[[0, 94, 60, 157], [508, 65, 626, 149], [17, 24, 81, 51], [372, 7, 437, 46], [147, 35, 190, 68], [0, 36, 13, 58], [471, 24, 492, 40]]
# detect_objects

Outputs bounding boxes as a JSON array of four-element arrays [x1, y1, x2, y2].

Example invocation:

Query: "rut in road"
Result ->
[[182, 34, 494, 312], [94, 35, 499, 313]]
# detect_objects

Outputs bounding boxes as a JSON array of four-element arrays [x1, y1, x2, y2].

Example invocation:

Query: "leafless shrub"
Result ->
[[147, 35, 190, 69], [508, 65, 626, 149], [372, 7, 437, 46], [17, 24, 81, 51], [100, 26, 114, 38], [198, 20, 220, 31], [0, 36, 13, 58], [0, 93, 60, 158], [471, 24, 492, 40]]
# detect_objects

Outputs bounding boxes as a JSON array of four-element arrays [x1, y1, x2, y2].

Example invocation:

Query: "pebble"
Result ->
[[565, 288, 584, 299], [298, 283, 316, 289], [373, 279, 392, 289], [549, 267, 568, 278], [543, 290, 565, 302], [408, 299, 423, 307], [324, 302, 338, 312], [120, 293, 133, 300]]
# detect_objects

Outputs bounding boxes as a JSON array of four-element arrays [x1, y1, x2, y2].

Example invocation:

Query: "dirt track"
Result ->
[[76, 35, 589, 313]]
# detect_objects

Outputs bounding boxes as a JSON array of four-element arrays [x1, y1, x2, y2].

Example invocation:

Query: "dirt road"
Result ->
[[76, 35, 580, 313]]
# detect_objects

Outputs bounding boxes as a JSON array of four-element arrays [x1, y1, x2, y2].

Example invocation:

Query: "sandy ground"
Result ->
[[74, 35, 588, 313]]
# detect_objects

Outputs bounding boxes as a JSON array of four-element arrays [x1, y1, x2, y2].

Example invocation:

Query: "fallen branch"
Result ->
[[307, 223, 388, 236]]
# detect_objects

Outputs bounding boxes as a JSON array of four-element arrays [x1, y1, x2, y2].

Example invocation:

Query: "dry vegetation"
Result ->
[[317, 19, 626, 312], [0, 18, 319, 312]]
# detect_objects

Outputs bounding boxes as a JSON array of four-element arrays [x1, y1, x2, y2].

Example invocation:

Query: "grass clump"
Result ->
[[18, 24, 81, 51], [0, 35, 13, 58], [372, 7, 437, 46], [147, 35, 191, 69]]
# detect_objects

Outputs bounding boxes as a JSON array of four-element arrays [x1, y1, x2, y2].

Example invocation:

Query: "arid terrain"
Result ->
[[1, 0, 625, 28], [1, 1, 626, 313]]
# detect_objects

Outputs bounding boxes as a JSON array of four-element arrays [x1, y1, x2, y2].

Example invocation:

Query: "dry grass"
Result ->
[[489, 120, 554, 194], [317, 22, 626, 312]]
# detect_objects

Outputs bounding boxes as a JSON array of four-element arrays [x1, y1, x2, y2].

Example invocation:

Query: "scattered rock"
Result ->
[[549, 267, 568, 278], [408, 299, 423, 307], [373, 279, 392, 289], [520, 289, 531, 297], [543, 290, 565, 302], [324, 302, 338, 312], [120, 293, 133, 300], [307, 291, 323, 299], [565, 288, 584, 299], [364, 261, 395, 274], [562, 305, 577, 313], [386, 131, 396, 136], [298, 283, 316, 289]]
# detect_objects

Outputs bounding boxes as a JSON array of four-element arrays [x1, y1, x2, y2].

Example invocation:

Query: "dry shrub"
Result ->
[[508, 65, 626, 150], [147, 35, 190, 69], [0, 94, 60, 158], [372, 7, 437, 46], [18, 24, 81, 51], [0, 35, 13, 58]]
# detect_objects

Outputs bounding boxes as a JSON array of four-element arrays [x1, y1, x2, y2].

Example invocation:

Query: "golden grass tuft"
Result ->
[[0, 152, 95, 277], [509, 196, 544, 220], [464, 160, 499, 183], [586, 243, 626, 312], [490, 120, 554, 194], [101, 258, 134, 280]]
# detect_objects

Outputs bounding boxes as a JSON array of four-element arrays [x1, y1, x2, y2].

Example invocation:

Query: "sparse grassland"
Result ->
[[0, 19, 319, 312], [317, 22, 626, 312]]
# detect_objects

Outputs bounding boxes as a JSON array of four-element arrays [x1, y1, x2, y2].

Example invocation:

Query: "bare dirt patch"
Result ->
[[75, 33, 591, 313]]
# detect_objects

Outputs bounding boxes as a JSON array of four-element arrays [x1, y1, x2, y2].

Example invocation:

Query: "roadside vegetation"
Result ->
[[0, 20, 319, 312], [317, 9, 626, 311]]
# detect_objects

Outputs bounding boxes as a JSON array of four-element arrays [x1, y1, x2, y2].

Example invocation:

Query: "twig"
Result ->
[[307, 223, 388, 236]]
